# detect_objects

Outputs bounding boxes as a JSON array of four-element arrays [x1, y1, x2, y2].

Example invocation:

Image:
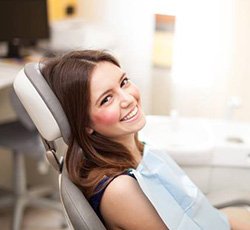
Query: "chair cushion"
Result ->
[[60, 169, 106, 230]]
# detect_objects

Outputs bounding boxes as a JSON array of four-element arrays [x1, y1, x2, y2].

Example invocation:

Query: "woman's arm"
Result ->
[[100, 175, 168, 230], [220, 207, 250, 230], [229, 217, 250, 230]]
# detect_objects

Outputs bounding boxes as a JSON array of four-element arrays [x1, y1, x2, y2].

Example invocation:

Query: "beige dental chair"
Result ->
[[13, 63, 106, 230]]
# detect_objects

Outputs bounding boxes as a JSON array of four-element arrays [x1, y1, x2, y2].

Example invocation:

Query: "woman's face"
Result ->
[[89, 61, 146, 141]]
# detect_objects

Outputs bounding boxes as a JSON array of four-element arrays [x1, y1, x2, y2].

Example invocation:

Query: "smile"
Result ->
[[121, 106, 139, 121]]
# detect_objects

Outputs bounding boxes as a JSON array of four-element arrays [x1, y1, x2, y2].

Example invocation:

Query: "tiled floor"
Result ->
[[0, 207, 69, 230]]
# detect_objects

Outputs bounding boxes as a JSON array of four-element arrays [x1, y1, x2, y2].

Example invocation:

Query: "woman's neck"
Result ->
[[112, 134, 142, 164], [130, 144, 142, 165]]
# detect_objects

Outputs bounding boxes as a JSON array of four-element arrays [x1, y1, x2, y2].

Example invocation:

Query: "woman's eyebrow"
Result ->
[[95, 72, 126, 105], [119, 72, 126, 83]]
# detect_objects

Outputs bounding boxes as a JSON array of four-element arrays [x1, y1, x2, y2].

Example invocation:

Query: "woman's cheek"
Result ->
[[92, 109, 120, 125]]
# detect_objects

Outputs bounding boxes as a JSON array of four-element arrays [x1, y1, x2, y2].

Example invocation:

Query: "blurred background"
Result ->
[[1, 0, 250, 229]]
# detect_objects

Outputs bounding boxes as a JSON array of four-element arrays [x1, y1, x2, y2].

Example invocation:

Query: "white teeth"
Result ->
[[122, 106, 138, 121]]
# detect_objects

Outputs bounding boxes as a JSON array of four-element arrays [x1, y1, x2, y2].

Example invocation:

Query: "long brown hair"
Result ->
[[40, 50, 143, 198]]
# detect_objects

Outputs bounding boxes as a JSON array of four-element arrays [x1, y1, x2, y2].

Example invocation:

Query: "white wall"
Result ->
[[171, 0, 234, 119], [228, 0, 250, 121], [170, 0, 250, 121], [77, 0, 155, 114]]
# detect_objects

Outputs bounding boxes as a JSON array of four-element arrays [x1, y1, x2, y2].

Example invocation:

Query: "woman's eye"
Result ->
[[100, 95, 112, 106], [120, 77, 129, 87]]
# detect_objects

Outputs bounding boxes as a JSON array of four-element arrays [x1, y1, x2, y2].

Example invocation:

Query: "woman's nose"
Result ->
[[119, 90, 133, 108]]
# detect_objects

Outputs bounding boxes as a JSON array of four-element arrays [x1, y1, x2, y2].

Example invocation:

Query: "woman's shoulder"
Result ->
[[88, 170, 135, 220], [102, 172, 137, 197], [100, 170, 136, 202], [100, 171, 168, 230], [92, 169, 135, 197]]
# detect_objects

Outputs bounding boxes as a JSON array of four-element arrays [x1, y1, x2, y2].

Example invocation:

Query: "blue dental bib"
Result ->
[[131, 145, 230, 230]]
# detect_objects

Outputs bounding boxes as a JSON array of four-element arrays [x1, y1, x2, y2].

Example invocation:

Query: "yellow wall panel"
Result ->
[[47, 0, 77, 21]]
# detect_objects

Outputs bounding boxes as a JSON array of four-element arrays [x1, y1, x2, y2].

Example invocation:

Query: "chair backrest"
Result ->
[[13, 63, 106, 230], [9, 88, 37, 131]]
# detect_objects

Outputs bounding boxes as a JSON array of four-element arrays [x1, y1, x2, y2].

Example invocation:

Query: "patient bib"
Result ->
[[131, 145, 230, 230]]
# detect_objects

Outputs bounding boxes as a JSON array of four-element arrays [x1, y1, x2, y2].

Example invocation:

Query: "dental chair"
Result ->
[[13, 63, 106, 230]]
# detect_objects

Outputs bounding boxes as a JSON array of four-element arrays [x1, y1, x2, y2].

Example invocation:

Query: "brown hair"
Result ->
[[40, 50, 143, 198]]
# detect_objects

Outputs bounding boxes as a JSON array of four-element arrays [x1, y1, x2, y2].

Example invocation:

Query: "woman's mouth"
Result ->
[[121, 106, 139, 122]]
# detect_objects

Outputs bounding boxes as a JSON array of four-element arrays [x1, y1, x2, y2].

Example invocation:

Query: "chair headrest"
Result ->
[[13, 63, 71, 145], [10, 88, 37, 131]]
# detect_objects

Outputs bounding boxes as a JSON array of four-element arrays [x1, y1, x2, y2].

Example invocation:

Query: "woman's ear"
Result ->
[[86, 127, 94, 134]]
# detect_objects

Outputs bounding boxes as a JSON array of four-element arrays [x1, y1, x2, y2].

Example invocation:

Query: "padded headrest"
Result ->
[[13, 63, 71, 145], [10, 88, 37, 131]]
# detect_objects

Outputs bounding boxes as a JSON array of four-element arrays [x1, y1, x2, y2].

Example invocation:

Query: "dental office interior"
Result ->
[[1, 0, 250, 229]]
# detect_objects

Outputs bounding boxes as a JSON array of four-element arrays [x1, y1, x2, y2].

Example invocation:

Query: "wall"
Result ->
[[170, 0, 250, 121], [228, 0, 250, 121], [171, 0, 234, 119]]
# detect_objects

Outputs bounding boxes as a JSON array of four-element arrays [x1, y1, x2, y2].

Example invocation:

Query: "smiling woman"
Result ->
[[40, 49, 145, 196], [39, 50, 250, 230]]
